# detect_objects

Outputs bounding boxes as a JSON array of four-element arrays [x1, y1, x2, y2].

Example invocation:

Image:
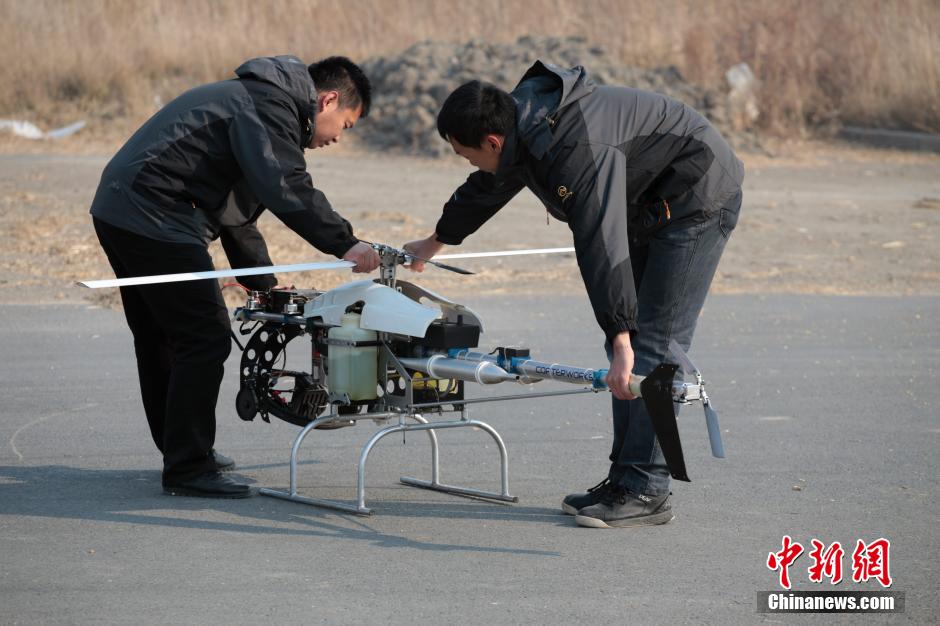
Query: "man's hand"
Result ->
[[342, 241, 381, 273], [403, 235, 445, 272], [606, 332, 637, 400]]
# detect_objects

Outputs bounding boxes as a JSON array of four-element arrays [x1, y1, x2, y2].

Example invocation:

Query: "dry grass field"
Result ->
[[1, 142, 938, 307], [1, 1, 938, 306], [1, 0, 938, 140]]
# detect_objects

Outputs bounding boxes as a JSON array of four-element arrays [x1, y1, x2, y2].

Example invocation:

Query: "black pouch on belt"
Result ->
[[629, 198, 673, 247]]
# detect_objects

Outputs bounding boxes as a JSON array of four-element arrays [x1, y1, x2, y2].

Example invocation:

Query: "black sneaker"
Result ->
[[561, 478, 615, 515], [210, 449, 236, 472], [574, 487, 674, 528], [163, 470, 252, 499]]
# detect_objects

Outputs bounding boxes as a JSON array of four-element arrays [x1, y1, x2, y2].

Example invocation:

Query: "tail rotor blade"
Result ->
[[704, 400, 726, 459], [667, 339, 699, 376], [639, 363, 690, 482]]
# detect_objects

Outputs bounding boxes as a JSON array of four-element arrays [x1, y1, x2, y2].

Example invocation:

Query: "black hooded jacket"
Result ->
[[90, 55, 358, 287], [435, 61, 744, 341]]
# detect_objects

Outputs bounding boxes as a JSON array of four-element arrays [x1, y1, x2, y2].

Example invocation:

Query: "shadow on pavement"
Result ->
[[0, 464, 565, 557]]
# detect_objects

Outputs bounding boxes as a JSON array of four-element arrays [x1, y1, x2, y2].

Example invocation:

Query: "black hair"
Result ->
[[307, 56, 371, 117], [436, 80, 515, 147]]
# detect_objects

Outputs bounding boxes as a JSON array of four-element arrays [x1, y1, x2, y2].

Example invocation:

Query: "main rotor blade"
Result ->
[[668, 338, 700, 376], [426, 259, 474, 275], [359, 240, 475, 275], [435, 246, 575, 261], [78, 260, 355, 289]]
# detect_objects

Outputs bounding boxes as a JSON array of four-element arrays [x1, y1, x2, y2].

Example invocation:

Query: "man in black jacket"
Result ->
[[91, 55, 380, 498], [405, 61, 743, 527]]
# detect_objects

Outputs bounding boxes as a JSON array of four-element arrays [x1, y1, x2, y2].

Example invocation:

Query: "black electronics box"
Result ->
[[416, 320, 481, 349], [268, 289, 302, 312]]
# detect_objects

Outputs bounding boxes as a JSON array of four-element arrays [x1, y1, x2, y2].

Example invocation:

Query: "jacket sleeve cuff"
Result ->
[[239, 273, 278, 291], [433, 229, 465, 246], [275, 209, 358, 258], [326, 235, 360, 259], [605, 319, 639, 343]]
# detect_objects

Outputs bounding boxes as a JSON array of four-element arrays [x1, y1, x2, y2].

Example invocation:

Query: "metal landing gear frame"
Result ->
[[258, 406, 519, 516]]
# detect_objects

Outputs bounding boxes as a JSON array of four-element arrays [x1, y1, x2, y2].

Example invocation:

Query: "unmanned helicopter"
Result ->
[[81, 243, 724, 515]]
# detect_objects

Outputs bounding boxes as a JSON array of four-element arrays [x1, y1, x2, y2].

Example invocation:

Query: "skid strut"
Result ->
[[258, 408, 518, 515]]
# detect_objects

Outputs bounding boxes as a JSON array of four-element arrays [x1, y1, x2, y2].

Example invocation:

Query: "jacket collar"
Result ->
[[510, 60, 596, 160], [234, 55, 317, 140]]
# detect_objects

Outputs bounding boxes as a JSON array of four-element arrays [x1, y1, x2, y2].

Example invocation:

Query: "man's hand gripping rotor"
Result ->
[[342, 241, 382, 273], [402, 235, 445, 272]]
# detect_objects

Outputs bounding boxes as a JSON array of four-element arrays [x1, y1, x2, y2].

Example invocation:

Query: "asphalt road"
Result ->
[[1, 294, 937, 624]]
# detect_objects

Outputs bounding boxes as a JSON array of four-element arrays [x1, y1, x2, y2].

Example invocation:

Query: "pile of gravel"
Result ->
[[358, 36, 743, 158]]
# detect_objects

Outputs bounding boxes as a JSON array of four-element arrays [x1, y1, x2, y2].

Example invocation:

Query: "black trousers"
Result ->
[[93, 218, 232, 482]]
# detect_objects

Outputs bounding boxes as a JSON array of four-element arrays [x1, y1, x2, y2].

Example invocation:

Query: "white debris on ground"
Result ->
[[0, 119, 86, 140], [725, 62, 760, 129]]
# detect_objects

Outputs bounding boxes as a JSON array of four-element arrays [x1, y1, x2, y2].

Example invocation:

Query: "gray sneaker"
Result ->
[[561, 478, 614, 515], [575, 488, 674, 528]]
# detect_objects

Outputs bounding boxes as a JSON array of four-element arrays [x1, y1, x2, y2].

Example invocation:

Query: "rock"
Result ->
[[357, 36, 752, 157], [913, 197, 940, 210]]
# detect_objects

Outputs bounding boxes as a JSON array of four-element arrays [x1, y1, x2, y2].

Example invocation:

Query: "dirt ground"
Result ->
[[0, 137, 938, 307]]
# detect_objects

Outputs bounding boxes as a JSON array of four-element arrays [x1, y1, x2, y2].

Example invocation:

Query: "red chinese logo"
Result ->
[[851, 538, 892, 588], [767, 536, 893, 589], [807, 539, 844, 584], [767, 535, 804, 590]]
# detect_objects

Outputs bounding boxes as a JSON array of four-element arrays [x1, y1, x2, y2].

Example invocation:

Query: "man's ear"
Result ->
[[484, 134, 505, 153], [317, 90, 340, 113]]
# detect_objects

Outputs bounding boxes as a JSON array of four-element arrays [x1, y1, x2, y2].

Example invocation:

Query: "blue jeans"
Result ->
[[606, 190, 741, 496]]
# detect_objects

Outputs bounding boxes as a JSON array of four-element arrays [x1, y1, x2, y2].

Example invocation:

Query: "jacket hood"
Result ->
[[511, 61, 596, 159], [235, 55, 316, 117]]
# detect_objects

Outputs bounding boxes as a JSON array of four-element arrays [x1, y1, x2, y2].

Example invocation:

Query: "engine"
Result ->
[[233, 282, 484, 427]]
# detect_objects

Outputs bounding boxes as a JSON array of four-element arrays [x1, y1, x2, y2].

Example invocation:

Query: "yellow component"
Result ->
[[412, 371, 457, 394]]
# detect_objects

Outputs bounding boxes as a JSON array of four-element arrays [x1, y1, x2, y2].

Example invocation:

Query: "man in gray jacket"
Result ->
[[405, 61, 743, 528], [91, 55, 380, 498]]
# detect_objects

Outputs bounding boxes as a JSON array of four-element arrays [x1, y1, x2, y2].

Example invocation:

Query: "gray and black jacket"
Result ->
[[91, 55, 358, 288], [435, 61, 745, 341]]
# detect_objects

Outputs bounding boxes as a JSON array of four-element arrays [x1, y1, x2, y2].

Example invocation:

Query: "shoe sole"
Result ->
[[561, 503, 579, 515], [574, 510, 675, 528], [216, 464, 236, 473], [163, 487, 253, 499]]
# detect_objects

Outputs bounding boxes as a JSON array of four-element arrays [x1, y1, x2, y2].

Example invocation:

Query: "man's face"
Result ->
[[449, 135, 503, 174], [309, 91, 362, 149]]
